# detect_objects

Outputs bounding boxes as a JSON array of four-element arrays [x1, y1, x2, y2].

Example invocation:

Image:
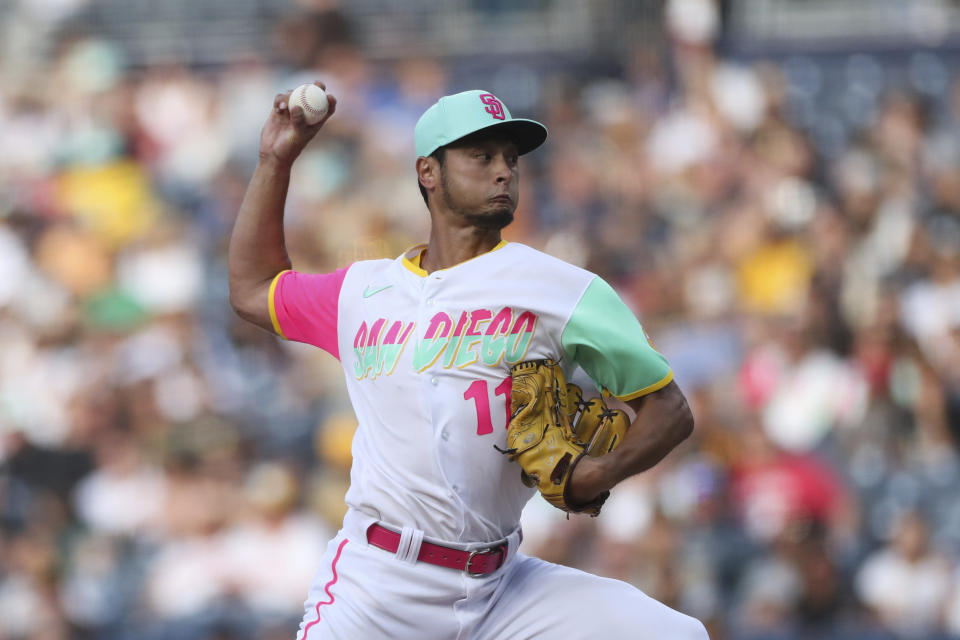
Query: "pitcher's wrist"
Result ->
[[258, 151, 295, 172], [567, 456, 611, 506]]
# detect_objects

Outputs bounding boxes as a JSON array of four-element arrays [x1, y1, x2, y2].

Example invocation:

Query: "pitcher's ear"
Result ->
[[416, 156, 440, 191]]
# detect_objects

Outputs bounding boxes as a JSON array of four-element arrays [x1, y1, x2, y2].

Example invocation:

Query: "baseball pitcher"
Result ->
[[228, 82, 709, 639]]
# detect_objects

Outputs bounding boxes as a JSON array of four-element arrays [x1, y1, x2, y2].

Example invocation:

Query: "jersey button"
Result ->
[[441, 429, 449, 441], [430, 377, 438, 385]]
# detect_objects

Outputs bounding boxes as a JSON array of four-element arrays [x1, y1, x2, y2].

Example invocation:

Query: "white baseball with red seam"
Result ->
[[289, 84, 329, 125]]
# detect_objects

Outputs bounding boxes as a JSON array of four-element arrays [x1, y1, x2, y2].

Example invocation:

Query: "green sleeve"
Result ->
[[561, 277, 673, 400]]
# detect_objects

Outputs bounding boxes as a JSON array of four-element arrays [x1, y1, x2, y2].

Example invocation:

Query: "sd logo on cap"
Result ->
[[414, 90, 548, 159]]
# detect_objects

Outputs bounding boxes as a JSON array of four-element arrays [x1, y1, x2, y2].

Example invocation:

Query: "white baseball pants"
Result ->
[[296, 509, 709, 640]]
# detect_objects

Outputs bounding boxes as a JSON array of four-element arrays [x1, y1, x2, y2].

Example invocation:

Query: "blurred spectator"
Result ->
[[73, 429, 167, 536], [221, 462, 330, 623], [729, 418, 849, 544], [855, 511, 954, 638]]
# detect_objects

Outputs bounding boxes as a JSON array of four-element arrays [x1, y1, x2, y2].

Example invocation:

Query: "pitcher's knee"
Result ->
[[649, 608, 709, 640], [618, 604, 708, 639], [680, 616, 710, 639]]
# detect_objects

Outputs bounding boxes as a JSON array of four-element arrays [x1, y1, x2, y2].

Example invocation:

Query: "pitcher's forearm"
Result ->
[[567, 382, 693, 505], [228, 155, 295, 295], [602, 409, 691, 485]]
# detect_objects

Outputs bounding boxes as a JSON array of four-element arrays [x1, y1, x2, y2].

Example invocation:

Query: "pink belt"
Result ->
[[366, 524, 514, 576]]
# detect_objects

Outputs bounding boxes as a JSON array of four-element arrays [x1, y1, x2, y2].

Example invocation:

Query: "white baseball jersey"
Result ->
[[269, 241, 673, 544]]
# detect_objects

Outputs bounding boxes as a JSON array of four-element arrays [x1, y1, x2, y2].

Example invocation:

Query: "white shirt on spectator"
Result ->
[[855, 547, 952, 636]]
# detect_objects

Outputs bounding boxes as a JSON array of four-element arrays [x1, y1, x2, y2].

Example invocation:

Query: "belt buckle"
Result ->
[[464, 545, 501, 577]]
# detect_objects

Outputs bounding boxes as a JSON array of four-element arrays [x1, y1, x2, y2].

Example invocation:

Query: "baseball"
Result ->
[[289, 84, 329, 125]]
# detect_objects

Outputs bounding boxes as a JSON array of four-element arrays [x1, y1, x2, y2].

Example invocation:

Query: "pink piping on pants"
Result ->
[[301, 538, 349, 639]]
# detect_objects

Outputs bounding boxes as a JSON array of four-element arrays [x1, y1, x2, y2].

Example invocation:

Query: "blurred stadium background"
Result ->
[[2, 0, 960, 638]]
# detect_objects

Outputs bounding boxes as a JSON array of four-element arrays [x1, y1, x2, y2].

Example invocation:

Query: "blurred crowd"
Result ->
[[2, 1, 960, 639]]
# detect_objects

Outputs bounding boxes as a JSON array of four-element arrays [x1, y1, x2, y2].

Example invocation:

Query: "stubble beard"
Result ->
[[441, 172, 515, 231]]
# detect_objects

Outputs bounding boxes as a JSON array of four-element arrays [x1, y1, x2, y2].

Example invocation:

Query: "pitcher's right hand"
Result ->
[[259, 81, 338, 167]]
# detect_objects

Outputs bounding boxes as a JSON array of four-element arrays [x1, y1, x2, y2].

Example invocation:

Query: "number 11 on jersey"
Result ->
[[463, 378, 511, 435]]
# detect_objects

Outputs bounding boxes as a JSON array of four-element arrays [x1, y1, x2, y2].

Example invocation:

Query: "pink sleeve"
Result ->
[[269, 267, 350, 359]]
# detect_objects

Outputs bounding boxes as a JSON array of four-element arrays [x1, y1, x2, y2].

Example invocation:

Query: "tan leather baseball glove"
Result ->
[[499, 359, 629, 516]]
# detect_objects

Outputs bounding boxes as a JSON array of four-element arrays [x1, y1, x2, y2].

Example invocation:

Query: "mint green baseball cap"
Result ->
[[415, 90, 547, 158]]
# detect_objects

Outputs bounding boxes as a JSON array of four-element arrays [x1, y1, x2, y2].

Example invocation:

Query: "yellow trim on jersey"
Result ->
[[612, 369, 674, 402], [268, 270, 291, 339], [402, 245, 429, 276], [401, 241, 508, 277]]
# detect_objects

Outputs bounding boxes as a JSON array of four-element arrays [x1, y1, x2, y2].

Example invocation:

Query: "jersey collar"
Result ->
[[401, 240, 508, 277]]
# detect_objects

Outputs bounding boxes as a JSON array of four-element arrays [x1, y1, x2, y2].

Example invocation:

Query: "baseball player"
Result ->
[[228, 81, 709, 639]]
